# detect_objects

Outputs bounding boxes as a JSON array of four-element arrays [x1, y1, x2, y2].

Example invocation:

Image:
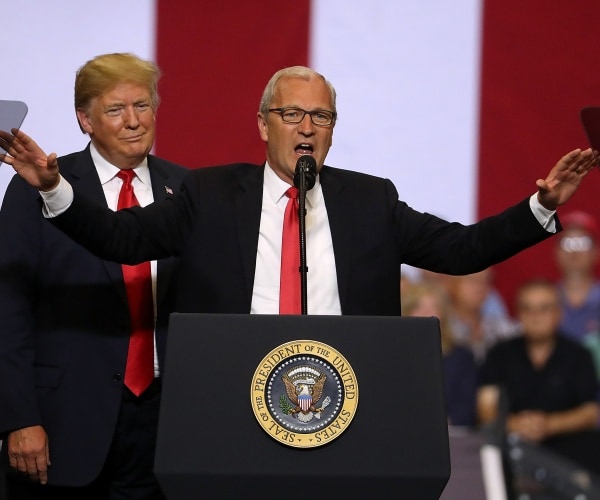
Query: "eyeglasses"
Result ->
[[518, 303, 559, 314], [560, 235, 594, 253], [268, 107, 337, 127]]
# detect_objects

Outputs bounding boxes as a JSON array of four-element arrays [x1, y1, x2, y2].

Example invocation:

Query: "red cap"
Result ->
[[560, 211, 598, 240]]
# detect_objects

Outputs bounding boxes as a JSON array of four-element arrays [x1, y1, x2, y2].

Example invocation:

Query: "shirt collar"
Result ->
[[90, 142, 151, 187], [264, 161, 321, 207]]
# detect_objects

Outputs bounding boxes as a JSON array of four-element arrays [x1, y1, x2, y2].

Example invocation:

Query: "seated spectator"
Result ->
[[554, 211, 600, 378], [477, 279, 600, 472], [447, 268, 517, 364], [402, 281, 478, 426], [418, 267, 510, 321]]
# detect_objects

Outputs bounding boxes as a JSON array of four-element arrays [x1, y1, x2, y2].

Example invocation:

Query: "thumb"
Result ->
[[48, 152, 59, 169], [535, 178, 548, 193]]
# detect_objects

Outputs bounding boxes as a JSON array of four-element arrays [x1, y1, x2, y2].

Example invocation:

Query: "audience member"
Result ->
[[402, 282, 478, 426], [478, 279, 600, 473], [448, 268, 518, 363], [418, 267, 511, 326], [554, 211, 600, 378]]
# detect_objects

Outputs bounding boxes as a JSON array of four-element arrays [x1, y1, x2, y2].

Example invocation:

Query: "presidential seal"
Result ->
[[251, 340, 358, 448]]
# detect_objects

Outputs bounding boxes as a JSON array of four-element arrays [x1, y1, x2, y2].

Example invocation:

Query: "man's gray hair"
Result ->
[[259, 66, 337, 115]]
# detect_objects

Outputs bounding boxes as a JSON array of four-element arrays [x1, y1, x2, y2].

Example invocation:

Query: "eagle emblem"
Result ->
[[281, 365, 331, 423]]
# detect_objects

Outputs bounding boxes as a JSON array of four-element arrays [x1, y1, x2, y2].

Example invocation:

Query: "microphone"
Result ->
[[292, 155, 316, 315], [293, 155, 317, 191]]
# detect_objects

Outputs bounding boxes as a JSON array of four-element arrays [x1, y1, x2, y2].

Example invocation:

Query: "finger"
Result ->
[[11, 128, 37, 152], [15, 454, 28, 474], [0, 129, 14, 143], [11, 128, 31, 143], [535, 179, 548, 192], [561, 148, 583, 163], [0, 153, 13, 166], [25, 457, 40, 482], [553, 149, 583, 173], [573, 154, 596, 175], [48, 152, 58, 168], [36, 455, 49, 484]]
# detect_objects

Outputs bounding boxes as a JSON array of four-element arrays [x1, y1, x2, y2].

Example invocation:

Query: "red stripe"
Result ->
[[155, 0, 311, 168], [478, 0, 600, 309]]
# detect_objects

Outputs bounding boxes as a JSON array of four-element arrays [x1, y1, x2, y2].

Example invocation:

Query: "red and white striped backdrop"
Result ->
[[3, 0, 600, 308]]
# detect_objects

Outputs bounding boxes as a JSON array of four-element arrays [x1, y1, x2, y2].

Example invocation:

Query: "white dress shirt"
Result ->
[[89, 144, 160, 377], [251, 163, 342, 314]]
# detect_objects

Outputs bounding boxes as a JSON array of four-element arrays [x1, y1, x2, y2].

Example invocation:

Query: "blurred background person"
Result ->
[[477, 279, 599, 474], [402, 281, 478, 427], [447, 268, 517, 364], [554, 211, 600, 379], [417, 267, 510, 324]]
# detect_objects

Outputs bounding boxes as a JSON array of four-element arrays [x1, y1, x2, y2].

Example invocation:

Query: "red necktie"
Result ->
[[279, 186, 301, 314], [117, 169, 154, 396]]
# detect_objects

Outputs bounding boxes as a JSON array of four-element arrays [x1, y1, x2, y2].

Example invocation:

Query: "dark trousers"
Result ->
[[6, 380, 165, 500]]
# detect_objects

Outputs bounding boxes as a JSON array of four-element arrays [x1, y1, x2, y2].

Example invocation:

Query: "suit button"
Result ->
[[113, 373, 122, 383]]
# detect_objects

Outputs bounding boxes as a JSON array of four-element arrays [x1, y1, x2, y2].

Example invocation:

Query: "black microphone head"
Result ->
[[293, 155, 317, 191]]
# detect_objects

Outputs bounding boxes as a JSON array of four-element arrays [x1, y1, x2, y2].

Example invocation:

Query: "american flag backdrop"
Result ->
[[3, 0, 600, 308]]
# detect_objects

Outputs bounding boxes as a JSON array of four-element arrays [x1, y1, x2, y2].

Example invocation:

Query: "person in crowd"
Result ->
[[419, 266, 512, 333], [0, 65, 596, 317], [402, 281, 478, 426], [447, 269, 518, 364], [0, 53, 188, 499], [477, 279, 600, 472], [554, 211, 600, 378]]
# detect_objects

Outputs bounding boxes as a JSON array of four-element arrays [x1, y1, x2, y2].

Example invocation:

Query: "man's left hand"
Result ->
[[536, 148, 598, 210]]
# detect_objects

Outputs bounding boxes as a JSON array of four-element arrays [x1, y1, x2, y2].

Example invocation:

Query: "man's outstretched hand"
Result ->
[[0, 128, 60, 191], [536, 148, 598, 210]]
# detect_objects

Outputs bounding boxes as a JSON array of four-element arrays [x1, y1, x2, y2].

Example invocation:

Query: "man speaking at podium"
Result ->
[[0, 66, 597, 313]]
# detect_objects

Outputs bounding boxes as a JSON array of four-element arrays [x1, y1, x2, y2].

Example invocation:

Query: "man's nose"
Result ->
[[123, 106, 140, 128], [297, 113, 315, 134]]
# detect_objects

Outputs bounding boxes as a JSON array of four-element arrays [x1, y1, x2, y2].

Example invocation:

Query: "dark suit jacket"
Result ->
[[48, 163, 557, 316], [0, 146, 188, 486]]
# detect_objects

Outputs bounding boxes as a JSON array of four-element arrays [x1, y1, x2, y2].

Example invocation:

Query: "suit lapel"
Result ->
[[66, 146, 128, 304], [234, 165, 264, 308], [320, 167, 354, 313], [148, 156, 180, 309]]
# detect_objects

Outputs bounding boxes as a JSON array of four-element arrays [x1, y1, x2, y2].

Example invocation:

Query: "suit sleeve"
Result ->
[[50, 169, 198, 265], [0, 176, 44, 436], [388, 179, 558, 274]]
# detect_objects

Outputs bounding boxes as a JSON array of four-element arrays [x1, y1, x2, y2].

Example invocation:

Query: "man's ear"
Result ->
[[76, 108, 93, 135], [257, 112, 268, 142]]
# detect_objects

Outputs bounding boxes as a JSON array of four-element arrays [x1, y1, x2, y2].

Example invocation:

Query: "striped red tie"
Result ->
[[117, 169, 154, 396], [279, 187, 301, 314]]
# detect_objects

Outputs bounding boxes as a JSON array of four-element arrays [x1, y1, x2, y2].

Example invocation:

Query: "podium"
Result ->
[[155, 314, 451, 499]]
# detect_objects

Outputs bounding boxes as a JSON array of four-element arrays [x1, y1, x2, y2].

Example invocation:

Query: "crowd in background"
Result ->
[[401, 210, 600, 476]]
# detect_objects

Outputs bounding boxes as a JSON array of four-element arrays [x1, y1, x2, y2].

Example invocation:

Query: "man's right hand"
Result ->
[[7, 425, 51, 484], [0, 128, 60, 192]]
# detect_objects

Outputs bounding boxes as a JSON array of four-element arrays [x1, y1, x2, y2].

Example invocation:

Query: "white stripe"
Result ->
[[1, 0, 156, 200], [310, 0, 482, 225]]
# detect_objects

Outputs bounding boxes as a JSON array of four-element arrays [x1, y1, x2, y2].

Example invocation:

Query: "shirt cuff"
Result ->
[[529, 193, 556, 233], [40, 175, 74, 218]]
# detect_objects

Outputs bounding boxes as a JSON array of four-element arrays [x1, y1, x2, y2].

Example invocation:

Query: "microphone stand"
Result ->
[[294, 155, 316, 316], [297, 169, 309, 315]]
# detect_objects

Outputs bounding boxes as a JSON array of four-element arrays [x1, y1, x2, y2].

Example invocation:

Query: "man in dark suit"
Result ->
[[0, 53, 188, 499], [0, 66, 596, 315]]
